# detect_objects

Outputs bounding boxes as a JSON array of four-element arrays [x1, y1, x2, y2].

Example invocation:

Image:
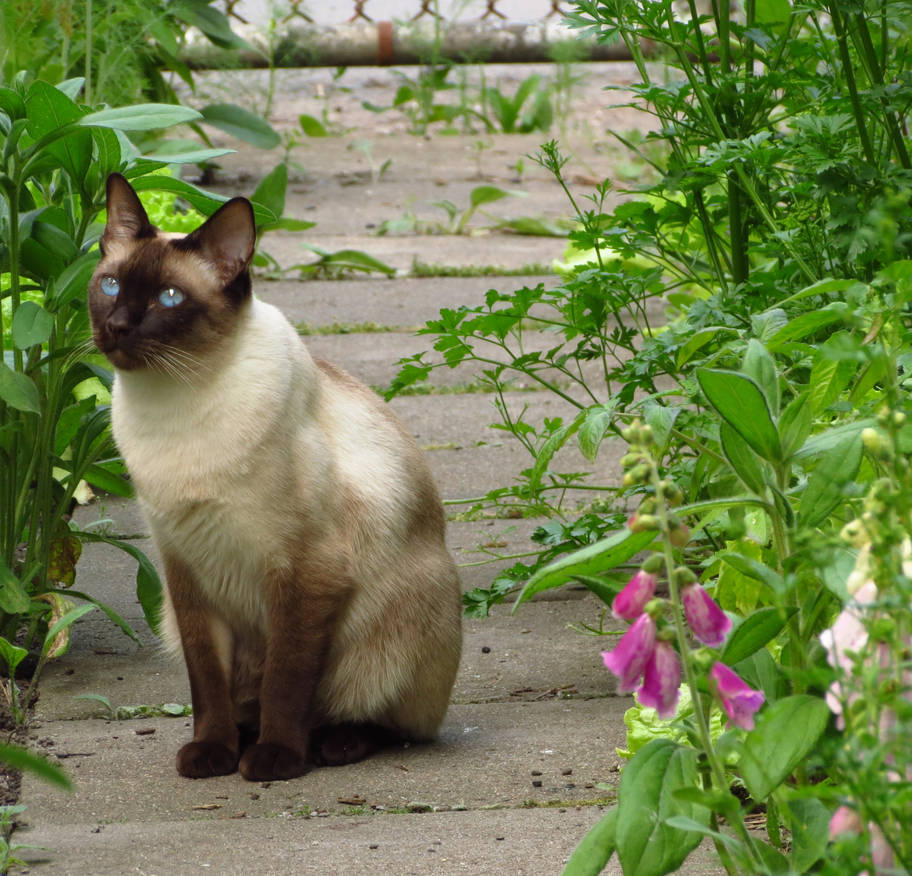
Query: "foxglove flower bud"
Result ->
[[637, 640, 681, 718], [602, 614, 656, 694], [612, 570, 657, 620], [682, 583, 731, 647], [709, 662, 765, 730]]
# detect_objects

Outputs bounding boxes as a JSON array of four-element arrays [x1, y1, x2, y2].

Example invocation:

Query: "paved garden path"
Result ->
[[16, 64, 723, 874]]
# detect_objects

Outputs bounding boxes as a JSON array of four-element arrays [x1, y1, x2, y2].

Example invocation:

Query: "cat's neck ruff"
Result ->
[[111, 297, 317, 505]]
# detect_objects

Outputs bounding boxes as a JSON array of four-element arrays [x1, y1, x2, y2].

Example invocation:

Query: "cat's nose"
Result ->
[[105, 306, 132, 338]]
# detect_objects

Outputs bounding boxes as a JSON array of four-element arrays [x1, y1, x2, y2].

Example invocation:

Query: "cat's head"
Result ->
[[88, 173, 256, 372]]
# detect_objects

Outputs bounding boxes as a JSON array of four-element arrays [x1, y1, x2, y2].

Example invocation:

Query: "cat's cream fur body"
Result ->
[[112, 294, 460, 740]]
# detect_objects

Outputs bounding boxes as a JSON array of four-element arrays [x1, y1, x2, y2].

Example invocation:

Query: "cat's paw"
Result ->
[[239, 743, 309, 781], [176, 741, 238, 778]]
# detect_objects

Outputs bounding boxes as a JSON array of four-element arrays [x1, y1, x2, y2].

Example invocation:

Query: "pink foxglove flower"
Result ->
[[612, 570, 657, 620], [637, 640, 681, 718], [829, 805, 894, 876], [710, 662, 765, 730], [602, 614, 656, 694], [682, 583, 731, 647]]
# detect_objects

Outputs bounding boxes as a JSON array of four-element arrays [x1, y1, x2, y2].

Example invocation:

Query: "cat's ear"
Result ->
[[103, 173, 154, 244], [182, 198, 256, 282]]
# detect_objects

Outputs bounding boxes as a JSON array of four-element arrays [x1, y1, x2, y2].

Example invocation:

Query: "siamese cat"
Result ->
[[88, 173, 462, 782]]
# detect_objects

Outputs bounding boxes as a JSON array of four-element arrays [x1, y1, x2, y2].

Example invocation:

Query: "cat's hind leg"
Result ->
[[309, 722, 402, 766]]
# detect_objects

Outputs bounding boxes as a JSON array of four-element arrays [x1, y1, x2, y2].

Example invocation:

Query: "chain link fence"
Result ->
[[185, 1, 630, 67]]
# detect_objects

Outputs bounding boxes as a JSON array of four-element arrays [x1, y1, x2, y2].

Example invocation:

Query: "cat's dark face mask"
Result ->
[[88, 174, 255, 372]]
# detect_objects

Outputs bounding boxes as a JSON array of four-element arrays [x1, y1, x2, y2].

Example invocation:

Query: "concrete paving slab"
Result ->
[[24, 700, 627, 824], [255, 274, 560, 329], [36, 590, 624, 722]]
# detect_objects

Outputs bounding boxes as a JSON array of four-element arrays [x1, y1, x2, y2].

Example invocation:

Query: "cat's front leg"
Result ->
[[239, 569, 351, 782], [165, 554, 240, 778]]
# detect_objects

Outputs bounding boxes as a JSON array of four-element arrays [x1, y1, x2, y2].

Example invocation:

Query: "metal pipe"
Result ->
[[181, 20, 635, 68]]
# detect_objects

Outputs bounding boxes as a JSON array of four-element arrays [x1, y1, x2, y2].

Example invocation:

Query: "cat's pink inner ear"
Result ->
[[104, 173, 152, 241], [193, 199, 256, 279]]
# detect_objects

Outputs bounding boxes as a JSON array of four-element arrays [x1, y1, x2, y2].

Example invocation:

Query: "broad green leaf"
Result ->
[[528, 412, 585, 493], [577, 404, 615, 462], [49, 251, 100, 307], [778, 276, 857, 307], [616, 739, 708, 876], [25, 80, 90, 180], [0, 560, 30, 615], [734, 647, 786, 704], [719, 422, 767, 495], [793, 418, 874, 460], [11, 300, 54, 349], [798, 433, 863, 528], [808, 340, 857, 414], [766, 303, 849, 352], [784, 797, 830, 873], [199, 103, 280, 149], [469, 185, 514, 209], [299, 245, 396, 277], [742, 339, 779, 417], [721, 606, 796, 665], [42, 604, 96, 658], [66, 590, 140, 644], [698, 369, 781, 463], [778, 392, 812, 460], [0, 743, 72, 790], [719, 552, 785, 595], [676, 326, 736, 368], [80, 103, 201, 131], [299, 113, 329, 136], [740, 695, 830, 800], [0, 636, 28, 673], [251, 162, 287, 221], [514, 529, 657, 609], [173, 3, 250, 50], [642, 401, 679, 453], [90, 126, 122, 179], [81, 462, 134, 497], [561, 807, 617, 876], [141, 142, 234, 165], [0, 363, 40, 414]]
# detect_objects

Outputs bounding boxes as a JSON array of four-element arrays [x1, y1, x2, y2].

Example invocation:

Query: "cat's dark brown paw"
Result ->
[[238, 743, 309, 781], [176, 741, 238, 778], [310, 722, 396, 766]]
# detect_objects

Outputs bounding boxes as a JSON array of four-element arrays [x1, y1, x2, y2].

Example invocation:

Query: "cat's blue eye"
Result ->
[[158, 287, 185, 308], [100, 276, 119, 297]]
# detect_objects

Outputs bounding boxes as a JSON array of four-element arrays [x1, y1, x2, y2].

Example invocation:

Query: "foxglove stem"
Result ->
[[647, 457, 766, 873]]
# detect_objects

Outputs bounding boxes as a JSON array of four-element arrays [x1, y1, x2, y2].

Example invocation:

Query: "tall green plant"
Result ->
[[0, 77, 300, 705]]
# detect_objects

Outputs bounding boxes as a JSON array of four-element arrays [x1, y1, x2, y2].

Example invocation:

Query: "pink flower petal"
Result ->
[[602, 614, 657, 694], [636, 640, 681, 718], [612, 570, 657, 620], [682, 584, 731, 647], [710, 662, 765, 730]]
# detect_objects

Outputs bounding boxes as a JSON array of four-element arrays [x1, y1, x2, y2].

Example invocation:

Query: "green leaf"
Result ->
[[469, 185, 514, 209], [719, 422, 767, 495], [11, 301, 54, 349], [0, 363, 40, 414], [0, 742, 72, 790], [0, 636, 28, 674], [808, 339, 857, 415], [778, 392, 812, 460], [173, 4, 250, 50], [740, 696, 830, 800], [0, 87, 26, 120], [251, 162, 287, 221], [199, 103, 280, 149], [299, 113, 329, 136], [616, 739, 708, 876], [742, 339, 779, 418], [642, 402, 679, 453], [81, 462, 134, 498], [798, 433, 863, 529], [784, 796, 830, 873], [65, 591, 139, 644], [719, 552, 785, 596], [721, 606, 796, 665], [766, 303, 849, 352], [514, 529, 657, 609], [676, 326, 736, 368], [561, 807, 617, 876], [697, 369, 781, 463], [25, 80, 90, 180], [578, 404, 615, 462], [0, 561, 31, 615], [80, 103, 201, 132], [42, 604, 97, 658]]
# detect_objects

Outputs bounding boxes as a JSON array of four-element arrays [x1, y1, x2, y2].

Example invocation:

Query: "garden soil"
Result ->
[[13, 63, 724, 874]]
